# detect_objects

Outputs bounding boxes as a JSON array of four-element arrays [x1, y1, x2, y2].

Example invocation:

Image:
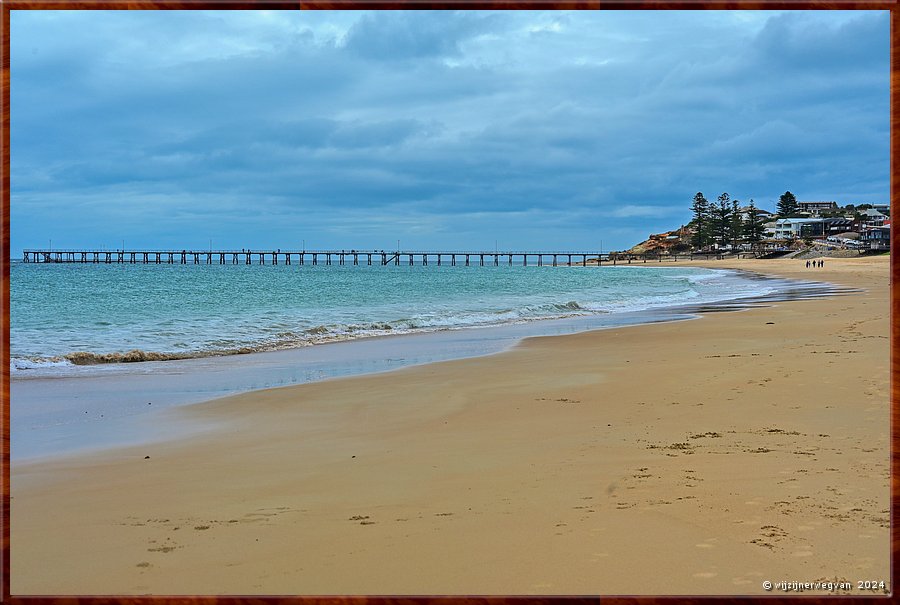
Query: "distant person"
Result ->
[[819, 259, 824, 268], [806, 260, 810, 268]]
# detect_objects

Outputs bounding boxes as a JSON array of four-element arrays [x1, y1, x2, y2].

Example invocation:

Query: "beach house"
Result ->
[[860, 225, 890, 250], [858, 208, 887, 227], [823, 217, 854, 235], [798, 201, 838, 215], [773, 218, 826, 239]]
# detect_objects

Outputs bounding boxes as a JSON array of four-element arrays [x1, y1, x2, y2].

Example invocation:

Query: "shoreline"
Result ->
[[12, 266, 851, 462], [11, 256, 890, 595], [9, 262, 834, 377]]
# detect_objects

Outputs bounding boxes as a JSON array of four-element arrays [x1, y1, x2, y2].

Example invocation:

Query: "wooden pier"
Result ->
[[21, 249, 741, 266]]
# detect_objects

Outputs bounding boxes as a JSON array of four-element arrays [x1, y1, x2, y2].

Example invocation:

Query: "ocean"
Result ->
[[13, 262, 785, 373], [10, 261, 845, 459]]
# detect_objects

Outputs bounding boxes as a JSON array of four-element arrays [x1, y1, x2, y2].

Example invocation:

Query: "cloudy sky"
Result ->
[[10, 10, 889, 253]]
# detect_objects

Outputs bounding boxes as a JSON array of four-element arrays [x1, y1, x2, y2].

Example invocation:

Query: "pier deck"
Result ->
[[22, 249, 737, 266]]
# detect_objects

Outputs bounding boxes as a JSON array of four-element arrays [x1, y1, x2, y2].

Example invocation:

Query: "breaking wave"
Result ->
[[10, 301, 600, 373], [12, 264, 804, 375]]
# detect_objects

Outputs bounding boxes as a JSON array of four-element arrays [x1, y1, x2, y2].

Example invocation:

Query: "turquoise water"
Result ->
[[12, 261, 852, 460], [11, 262, 778, 374]]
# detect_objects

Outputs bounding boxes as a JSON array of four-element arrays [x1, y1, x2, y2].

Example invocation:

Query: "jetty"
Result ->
[[21, 249, 742, 266]]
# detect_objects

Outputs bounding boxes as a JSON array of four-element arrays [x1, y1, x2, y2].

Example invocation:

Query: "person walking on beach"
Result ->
[[819, 259, 824, 268], [806, 260, 811, 268]]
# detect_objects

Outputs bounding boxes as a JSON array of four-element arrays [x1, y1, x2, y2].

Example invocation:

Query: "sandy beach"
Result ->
[[10, 256, 891, 596]]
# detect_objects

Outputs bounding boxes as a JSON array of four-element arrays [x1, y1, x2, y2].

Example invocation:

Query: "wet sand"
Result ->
[[10, 255, 891, 595]]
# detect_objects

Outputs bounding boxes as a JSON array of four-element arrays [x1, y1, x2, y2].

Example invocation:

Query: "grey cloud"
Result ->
[[9, 10, 889, 253], [343, 11, 502, 60], [754, 11, 888, 72]]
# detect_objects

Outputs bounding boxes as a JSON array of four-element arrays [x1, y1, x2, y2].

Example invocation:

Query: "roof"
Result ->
[[775, 218, 825, 225]]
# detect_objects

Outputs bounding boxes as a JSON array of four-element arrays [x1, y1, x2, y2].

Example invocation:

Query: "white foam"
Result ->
[[11, 357, 74, 373]]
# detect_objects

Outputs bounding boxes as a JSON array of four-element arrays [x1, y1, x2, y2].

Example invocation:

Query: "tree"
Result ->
[[730, 198, 743, 249], [690, 192, 712, 250], [713, 193, 732, 248], [777, 191, 799, 217], [743, 199, 766, 250]]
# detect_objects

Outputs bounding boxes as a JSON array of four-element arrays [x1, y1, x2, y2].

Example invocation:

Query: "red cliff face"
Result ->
[[627, 229, 692, 254]]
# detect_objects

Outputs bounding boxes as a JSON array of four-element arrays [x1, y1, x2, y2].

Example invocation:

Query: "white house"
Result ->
[[859, 208, 886, 226], [798, 201, 838, 215], [774, 218, 826, 239]]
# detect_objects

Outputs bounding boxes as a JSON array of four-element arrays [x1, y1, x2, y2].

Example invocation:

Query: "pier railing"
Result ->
[[21, 249, 751, 266]]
